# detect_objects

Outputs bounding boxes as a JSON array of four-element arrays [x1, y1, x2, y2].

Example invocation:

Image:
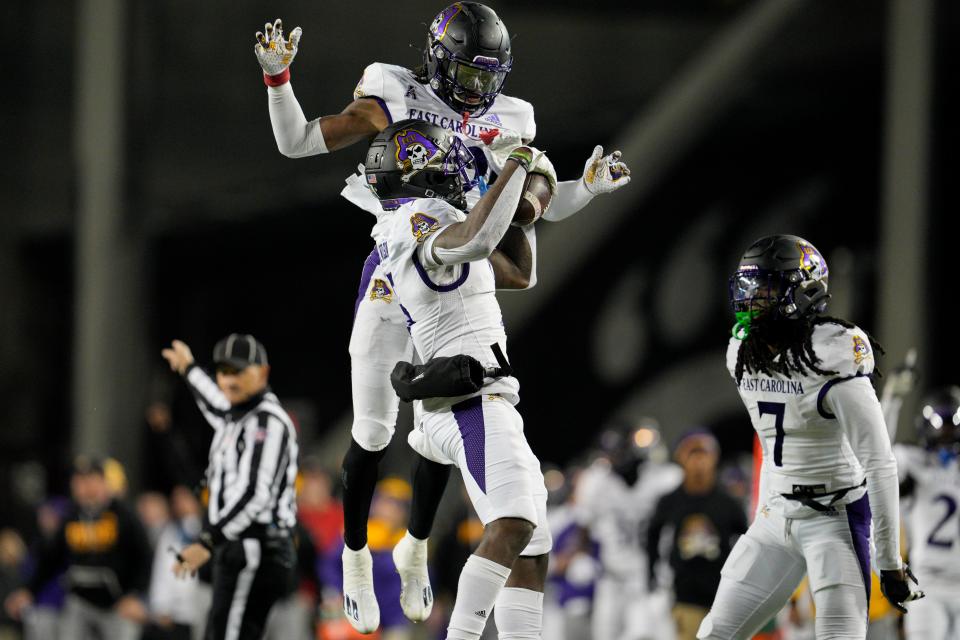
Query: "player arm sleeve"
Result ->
[[542, 178, 595, 222], [825, 376, 902, 570], [267, 82, 329, 157], [206, 413, 288, 544], [421, 167, 527, 267], [183, 364, 231, 430]]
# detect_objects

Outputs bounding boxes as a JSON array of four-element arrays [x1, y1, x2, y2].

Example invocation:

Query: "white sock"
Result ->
[[494, 587, 544, 639], [446, 555, 511, 640]]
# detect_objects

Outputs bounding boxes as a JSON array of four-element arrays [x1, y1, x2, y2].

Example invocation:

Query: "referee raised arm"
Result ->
[[162, 334, 298, 640]]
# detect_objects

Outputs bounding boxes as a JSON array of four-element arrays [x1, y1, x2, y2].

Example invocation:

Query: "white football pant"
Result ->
[[348, 250, 413, 452], [698, 495, 871, 640]]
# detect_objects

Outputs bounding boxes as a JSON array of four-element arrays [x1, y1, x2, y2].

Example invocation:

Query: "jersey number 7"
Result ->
[[758, 401, 786, 467]]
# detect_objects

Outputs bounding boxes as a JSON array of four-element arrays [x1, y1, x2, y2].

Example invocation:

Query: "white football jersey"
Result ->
[[895, 444, 960, 594], [574, 460, 683, 583], [727, 322, 878, 518], [380, 197, 519, 409], [341, 62, 536, 238]]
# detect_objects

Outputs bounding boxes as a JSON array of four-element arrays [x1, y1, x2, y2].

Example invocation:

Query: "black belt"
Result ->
[[780, 478, 867, 513]]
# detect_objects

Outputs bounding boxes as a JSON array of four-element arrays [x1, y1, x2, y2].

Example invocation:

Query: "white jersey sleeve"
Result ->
[[353, 62, 387, 102], [819, 326, 901, 570]]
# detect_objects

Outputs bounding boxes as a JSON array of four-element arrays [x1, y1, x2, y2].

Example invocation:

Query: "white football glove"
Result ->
[[479, 128, 524, 171], [254, 18, 302, 77], [519, 146, 558, 195], [581, 145, 631, 195]]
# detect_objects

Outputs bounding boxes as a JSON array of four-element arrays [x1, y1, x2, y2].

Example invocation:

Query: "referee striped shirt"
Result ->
[[184, 364, 298, 544]]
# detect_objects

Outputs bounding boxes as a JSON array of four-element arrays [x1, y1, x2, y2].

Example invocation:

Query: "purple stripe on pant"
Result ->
[[846, 493, 872, 608], [452, 396, 486, 493], [354, 247, 382, 319]]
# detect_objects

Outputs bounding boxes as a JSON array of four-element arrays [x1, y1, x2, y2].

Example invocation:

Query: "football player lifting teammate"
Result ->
[[252, 2, 630, 634]]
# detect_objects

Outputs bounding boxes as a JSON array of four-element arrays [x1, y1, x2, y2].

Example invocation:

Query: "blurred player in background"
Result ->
[[886, 385, 960, 639], [697, 235, 923, 640], [543, 466, 598, 640], [252, 4, 630, 631], [369, 121, 554, 640], [574, 421, 682, 640]]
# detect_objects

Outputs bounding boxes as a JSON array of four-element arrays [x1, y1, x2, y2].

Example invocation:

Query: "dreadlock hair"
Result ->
[[734, 315, 885, 385]]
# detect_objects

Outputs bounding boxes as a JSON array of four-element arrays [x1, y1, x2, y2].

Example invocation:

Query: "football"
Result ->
[[512, 173, 553, 226]]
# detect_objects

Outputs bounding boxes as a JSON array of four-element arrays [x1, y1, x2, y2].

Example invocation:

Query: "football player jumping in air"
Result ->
[[368, 117, 554, 640], [252, 3, 630, 633], [885, 384, 960, 639], [697, 235, 924, 640]]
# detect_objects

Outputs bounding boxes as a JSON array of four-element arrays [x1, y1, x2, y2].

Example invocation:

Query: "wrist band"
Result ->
[[507, 147, 534, 172], [263, 68, 290, 87]]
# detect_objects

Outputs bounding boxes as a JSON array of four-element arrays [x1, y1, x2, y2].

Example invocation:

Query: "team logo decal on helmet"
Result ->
[[365, 119, 474, 210], [410, 213, 440, 242], [395, 130, 440, 174], [369, 278, 394, 303], [430, 3, 463, 41], [798, 242, 828, 281], [852, 335, 871, 364]]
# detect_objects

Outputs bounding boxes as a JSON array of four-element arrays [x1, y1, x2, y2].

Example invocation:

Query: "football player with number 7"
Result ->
[[696, 235, 924, 640], [253, 4, 631, 635]]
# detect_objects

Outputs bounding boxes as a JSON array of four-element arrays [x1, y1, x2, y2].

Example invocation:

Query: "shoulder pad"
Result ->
[[812, 322, 875, 378], [353, 62, 392, 101]]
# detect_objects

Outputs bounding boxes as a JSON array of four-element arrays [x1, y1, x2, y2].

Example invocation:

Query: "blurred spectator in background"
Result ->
[[4, 455, 153, 640], [574, 420, 682, 640], [0, 529, 27, 640], [142, 399, 207, 495], [647, 430, 747, 640], [287, 458, 342, 639], [137, 492, 171, 551], [144, 486, 209, 640], [323, 478, 413, 640], [19, 496, 70, 640], [297, 458, 344, 563], [543, 465, 599, 640]]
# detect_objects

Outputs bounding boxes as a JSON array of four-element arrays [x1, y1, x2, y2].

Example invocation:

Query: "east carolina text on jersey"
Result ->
[[738, 378, 805, 395]]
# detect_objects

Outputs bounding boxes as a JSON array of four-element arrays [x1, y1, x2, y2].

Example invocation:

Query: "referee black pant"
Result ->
[[205, 536, 295, 640]]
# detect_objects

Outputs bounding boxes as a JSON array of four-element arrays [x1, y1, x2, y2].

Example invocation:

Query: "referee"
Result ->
[[162, 334, 298, 640]]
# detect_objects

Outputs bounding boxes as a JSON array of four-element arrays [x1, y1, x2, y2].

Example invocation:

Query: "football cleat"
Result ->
[[342, 545, 380, 633], [392, 532, 434, 622]]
